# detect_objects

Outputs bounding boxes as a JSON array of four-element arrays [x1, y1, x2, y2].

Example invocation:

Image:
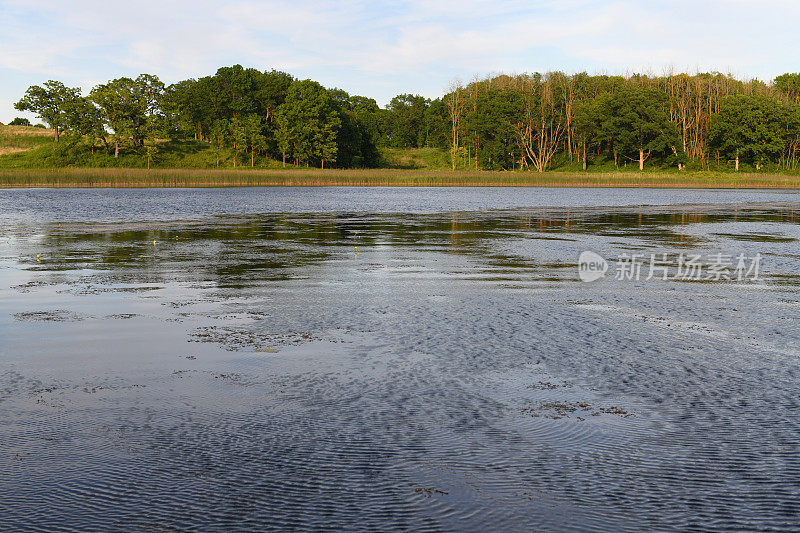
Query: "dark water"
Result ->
[[1, 187, 799, 531]]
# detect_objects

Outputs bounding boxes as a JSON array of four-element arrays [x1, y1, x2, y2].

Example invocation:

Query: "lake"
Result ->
[[1, 187, 799, 531]]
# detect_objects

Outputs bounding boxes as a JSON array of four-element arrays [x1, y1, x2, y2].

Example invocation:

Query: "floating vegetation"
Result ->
[[189, 326, 322, 352], [522, 401, 634, 420], [13, 310, 83, 322], [171, 369, 252, 386], [527, 380, 569, 390], [11, 280, 48, 293], [104, 313, 139, 320], [414, 487, 449, 497]]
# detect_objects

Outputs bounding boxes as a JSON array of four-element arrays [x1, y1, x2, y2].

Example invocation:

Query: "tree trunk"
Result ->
[[114, 142, 119, 158], [614, 150, 618, 170], [639, 149, 645, 171], [54, 127, 59, 144], [582, 141, 587, 171], [282, 151, 286, 168], [735, 148, 739, 172], [321, 159, 324, 170], [251, 150, 254, 168]]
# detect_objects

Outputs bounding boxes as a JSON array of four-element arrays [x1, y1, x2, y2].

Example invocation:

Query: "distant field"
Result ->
[[0, 125, 54, 155], [3, 167, 800, 188]]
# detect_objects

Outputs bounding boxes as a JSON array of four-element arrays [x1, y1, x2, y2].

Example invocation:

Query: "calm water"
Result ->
[[1, 187, 799, 531]]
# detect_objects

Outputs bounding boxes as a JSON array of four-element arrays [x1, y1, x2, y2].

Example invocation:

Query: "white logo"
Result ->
[[578, 251, 608, 282]]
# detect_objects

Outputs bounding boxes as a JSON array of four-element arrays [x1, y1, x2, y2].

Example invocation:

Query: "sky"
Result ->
[[2, 0, 799, 123]]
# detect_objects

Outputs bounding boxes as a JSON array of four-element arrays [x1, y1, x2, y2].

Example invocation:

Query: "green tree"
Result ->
[[574, 96, 603, 170], [244, 114, 267, 167], [424, 98, 450, 150], [14, 80, 82, 143], [91, 74, 165, 157], [708, 94, 785, 171], [9, 117, 31, 126], [385, 94, 429, 148], [473, 88, 522, 170], [601, 86, 680, 170], [774, 73, 800, 103], [66, 97, 106, 152], [229, 116, 247, 167], [210, 119, 229, 167], [274, 80, 341, 168]]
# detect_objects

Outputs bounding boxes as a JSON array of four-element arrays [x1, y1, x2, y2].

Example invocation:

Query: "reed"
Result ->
[[2, 168, 800, 188]]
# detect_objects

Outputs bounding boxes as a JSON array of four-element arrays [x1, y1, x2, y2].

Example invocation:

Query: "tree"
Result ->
[[424, 98, 450, 150], [473, 88, 521, 170], [574, 97, 603, 170], [163, 78, 213, 140], [9, 117, 31, 126], [445, 80, 465, 170], [275, 111, 292, 168], [229, 116, 247, 167], [775, 73, 800, 103], [91, 78, 136, 157], [385, 94, 429, 148], [90, 74, 164, 157], [14, 80, 82, 143], [274, 80, 340, 168], [210, 119, 229, 167], [244, 114, 267, 167], [66, 97, 106, 152], [601, 86, 680, 170], [349, 95, 382, 167], [708, 94, 785, 171], [514, 73, 565, 172]]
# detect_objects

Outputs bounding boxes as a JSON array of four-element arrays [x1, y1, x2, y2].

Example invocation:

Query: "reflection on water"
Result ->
[[1, 189, 799, 531]]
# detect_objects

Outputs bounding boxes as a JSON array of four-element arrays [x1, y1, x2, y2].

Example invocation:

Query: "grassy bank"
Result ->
[[3, 167, 800, 188], [3, 126, 800, 188]]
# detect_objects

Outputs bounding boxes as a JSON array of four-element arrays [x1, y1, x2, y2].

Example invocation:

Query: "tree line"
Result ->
[[13, 66, 800, 171]]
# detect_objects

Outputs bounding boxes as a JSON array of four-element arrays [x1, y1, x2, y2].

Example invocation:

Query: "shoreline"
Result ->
[[3, 168, 800, 188]]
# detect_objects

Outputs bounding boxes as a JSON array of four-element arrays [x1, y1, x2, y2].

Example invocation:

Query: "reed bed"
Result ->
[[2, 168, 800, 188]]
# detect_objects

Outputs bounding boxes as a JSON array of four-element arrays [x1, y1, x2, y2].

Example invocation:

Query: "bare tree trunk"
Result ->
[[282, 151, 286, 168], [735, 147, 739, 172], [582, 141, 587, 170], [446, 81, 463, 171], [639, 149, 645, 171], [114, 142, 119, 158]]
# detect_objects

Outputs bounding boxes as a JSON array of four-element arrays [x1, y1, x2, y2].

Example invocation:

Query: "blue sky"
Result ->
[[2, 0, 799, 123]]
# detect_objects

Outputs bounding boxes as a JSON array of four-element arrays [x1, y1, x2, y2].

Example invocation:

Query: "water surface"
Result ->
[[1, 187, 799, 531]]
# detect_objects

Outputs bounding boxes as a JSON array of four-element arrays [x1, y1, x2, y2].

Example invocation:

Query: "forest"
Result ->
[[11, 65, 800, 173]]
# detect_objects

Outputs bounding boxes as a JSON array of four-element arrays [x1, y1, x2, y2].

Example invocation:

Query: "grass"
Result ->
[[3, 167, 800, 188], [3, 126, 800, 188], [380, 147, 453, 170], [0, 125, 55, 155]]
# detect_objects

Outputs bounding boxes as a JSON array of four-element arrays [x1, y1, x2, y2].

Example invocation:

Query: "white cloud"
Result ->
[[2, 0, 800, 121]]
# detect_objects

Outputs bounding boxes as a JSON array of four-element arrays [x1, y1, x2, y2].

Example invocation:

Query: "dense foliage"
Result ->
[[13, 68, 800, 171]]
